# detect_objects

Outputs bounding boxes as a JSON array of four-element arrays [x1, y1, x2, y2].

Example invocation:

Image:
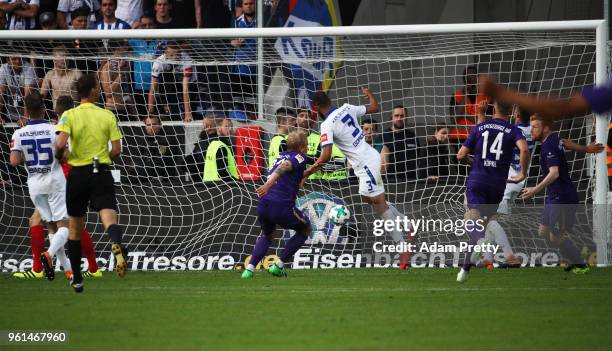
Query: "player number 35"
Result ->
[[21, 138, 53, 166]]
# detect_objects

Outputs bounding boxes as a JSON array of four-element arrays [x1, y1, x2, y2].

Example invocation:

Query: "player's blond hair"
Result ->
[[530, 114, 553, 128], [52, 45, 67, 56], [286, 130, 308, 152]]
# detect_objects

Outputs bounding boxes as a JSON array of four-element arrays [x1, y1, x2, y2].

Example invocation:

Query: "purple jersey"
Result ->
[[581, 80, 612, 114], [262, 151, 307, 202], [539, 133, 576, 199], [463, 118, 525, 188]]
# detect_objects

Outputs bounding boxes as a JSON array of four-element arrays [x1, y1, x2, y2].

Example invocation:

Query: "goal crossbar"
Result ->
[[0, 20, 606, 40]]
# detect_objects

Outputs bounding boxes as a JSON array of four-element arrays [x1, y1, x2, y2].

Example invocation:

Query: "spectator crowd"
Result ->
[[0, 0, 497, 186]]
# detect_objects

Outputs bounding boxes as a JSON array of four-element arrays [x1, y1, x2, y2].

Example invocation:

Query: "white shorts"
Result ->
[[354, 159, 385, 198], [497, 167, 526, 215], [30, 191, 68, 222]]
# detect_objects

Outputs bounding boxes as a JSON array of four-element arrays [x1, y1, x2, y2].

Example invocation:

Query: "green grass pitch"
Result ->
[[1, 268, 611, 351]]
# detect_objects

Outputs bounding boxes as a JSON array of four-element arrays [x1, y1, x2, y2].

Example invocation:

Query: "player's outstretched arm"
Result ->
[[480, 75, 591, 119], [509, 139, 529, 183], [0, 84, 6, 122], [520, 166, 559, 199], [147, 78, 158, 114], [476, 100, 488, 124], [9, 151, 23, 167], [256, 159, 293, 197], [55, 132, 69, 161], [362, 87, 379, 114], [456, 145, 472, 164], [110, 140, 121, 161], [562, 139, 604, 154], [302, 145, 332, 181], [182, 75, 193, 123]]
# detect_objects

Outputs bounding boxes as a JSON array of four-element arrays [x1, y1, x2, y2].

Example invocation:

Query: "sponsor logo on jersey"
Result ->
[[321, 133, 328, 143], [295, 154, 304, 163]]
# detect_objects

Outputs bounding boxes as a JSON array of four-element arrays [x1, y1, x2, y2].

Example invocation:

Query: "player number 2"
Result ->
[[481, 131, 503, 160]]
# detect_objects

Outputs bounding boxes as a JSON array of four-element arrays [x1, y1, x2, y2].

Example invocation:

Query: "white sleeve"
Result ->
[[24, 65, 38, 87], [0, 66, 8, 86], [29, 0, 40, 6], [57, 0, 69, 12], [349, 104, 367, 118], [180, 53, 195, 82], [10, 130, 22, 153], [320, 121, 333, 147], [151, 58, 163, 79]]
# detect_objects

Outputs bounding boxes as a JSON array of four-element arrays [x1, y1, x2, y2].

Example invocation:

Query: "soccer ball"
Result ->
[[329, 205, 350, 225]]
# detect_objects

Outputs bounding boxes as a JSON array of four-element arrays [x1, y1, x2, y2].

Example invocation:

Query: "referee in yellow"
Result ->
[[56, 74, 127, 293]]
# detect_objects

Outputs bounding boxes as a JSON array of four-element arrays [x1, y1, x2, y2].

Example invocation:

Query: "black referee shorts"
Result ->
[[66, 165, 118, 217]]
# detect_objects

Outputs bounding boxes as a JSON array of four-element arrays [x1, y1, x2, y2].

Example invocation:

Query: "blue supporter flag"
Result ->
[[274, 0, 342, 108]]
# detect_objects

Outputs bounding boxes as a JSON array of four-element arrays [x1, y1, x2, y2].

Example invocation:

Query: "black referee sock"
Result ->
[[108, 224, 123, 245], [67, 240, 83, 284]]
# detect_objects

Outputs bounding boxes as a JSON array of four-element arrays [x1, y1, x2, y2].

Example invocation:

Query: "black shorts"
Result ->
[[66, 165, 117, 217]]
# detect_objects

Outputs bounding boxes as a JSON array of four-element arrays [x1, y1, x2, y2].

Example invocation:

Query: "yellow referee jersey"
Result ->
[[56, 103, 123, 166]]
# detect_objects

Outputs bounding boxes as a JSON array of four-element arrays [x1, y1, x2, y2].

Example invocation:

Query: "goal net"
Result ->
[[0, 22, 609, 272]]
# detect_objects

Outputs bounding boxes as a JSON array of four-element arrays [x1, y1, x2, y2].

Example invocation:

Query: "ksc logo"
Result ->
[[282, 192, 351, 245]]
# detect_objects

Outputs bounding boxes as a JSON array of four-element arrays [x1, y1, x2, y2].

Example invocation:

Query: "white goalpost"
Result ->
[[0, 20, 608, 271]]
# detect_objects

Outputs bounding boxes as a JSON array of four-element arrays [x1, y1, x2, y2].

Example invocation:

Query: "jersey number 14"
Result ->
[[481, 131, 504, 160]]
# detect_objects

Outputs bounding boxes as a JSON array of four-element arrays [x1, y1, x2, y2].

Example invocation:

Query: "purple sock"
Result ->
[[462, 224, 485, 271], [560, 238, 582, 265], [462, 254, 472, 271], [280, 234, 308, 263], [249, 235, 271, 269]]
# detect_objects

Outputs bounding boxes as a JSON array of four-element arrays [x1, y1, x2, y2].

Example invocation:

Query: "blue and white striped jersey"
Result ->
[[1, 0, 39, 30], [92, 18, 131, 30]]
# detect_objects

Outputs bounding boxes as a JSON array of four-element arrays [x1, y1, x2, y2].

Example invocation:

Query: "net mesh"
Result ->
[[0, 28, 606, 270]]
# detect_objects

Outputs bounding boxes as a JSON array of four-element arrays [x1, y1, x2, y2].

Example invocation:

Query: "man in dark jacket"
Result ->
[[382, 105, 420, 179]]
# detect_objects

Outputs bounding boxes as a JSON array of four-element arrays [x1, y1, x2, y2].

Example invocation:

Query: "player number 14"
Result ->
[[481, 131, 503, 160]]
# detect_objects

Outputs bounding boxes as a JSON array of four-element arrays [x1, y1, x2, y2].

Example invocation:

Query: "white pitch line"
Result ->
[[3, 286, 612, 295]]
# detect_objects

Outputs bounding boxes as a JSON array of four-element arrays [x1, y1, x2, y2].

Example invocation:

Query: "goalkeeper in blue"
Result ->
[[242, 130, 312, 278]]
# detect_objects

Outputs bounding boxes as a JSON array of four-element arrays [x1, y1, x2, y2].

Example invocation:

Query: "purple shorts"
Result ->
[[541, 194, 578, 232], [257, 199, 311, 236], [466, 181, 504, 217]]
